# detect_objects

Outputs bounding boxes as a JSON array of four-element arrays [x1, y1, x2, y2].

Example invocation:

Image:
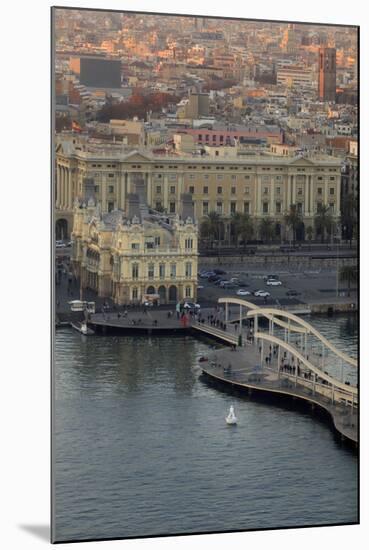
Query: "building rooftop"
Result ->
[[57, 140, 342, 165]]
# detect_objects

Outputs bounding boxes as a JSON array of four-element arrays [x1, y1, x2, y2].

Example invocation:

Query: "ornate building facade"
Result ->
[[55, 136, 341, 241], [71, 193, 198, 305]]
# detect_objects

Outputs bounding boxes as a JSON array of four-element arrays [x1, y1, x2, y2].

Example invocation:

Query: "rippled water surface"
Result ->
[[53, 314, 358, 542]]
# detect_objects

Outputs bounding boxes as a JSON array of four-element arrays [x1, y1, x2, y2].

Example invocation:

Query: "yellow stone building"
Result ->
[[55, 135, 341, 242], [71, 191, 198, 305]]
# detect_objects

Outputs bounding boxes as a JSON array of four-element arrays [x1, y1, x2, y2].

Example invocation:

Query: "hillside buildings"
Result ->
[[54, 12, 357, 247]]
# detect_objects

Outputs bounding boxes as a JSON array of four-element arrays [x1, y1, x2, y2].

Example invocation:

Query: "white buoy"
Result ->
[[226, 405, 237, 425]]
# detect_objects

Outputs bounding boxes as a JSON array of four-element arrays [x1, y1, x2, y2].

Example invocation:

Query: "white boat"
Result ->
[[226, 405, 237, 425], [71, 321, 95, 335]]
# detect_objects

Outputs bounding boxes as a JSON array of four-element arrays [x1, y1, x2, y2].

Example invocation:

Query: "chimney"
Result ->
[[180, 193, 195, 222]]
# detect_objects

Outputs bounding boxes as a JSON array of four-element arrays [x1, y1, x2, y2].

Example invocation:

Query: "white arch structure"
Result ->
[[217, 297, 357, 404], [218, 297, 307, 334], [247, 307, 357, 368]]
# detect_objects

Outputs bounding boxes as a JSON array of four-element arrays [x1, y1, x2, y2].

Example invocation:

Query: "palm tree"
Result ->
[[314, 204, 335, 243], [306, 226, 314, 250], [200, 211, 222, 248], [232, 213, 254, 248], [284, 204, 301, 245], [340, 194, 357, 247], [259, 217, 275, 243], [230, 212, 243, 247], [339, 265, 357, 297]]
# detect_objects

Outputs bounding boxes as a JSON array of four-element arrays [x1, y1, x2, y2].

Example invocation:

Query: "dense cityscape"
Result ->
[[52, 8, 358, 544]]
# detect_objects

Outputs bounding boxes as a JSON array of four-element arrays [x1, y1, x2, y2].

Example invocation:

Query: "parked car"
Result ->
[[286, 289, 300, 297], [220, 282, 236, 289], [237, 281, 249, 287], [264, 274, 279, 281], [214, 278, 227, 286], [253, 290, 271, 297], [213, 269, 226, 275], [266, 279, 282, 286], [183, 302, 201, 311], [229, 277, 240, 284], [236, 289, 251, 296], [208, 275, 221, 282], [56, 241, 66, 248], [199, 271, 212, 279]]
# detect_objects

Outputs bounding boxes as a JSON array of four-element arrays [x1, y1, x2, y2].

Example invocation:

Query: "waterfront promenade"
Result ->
[[90, 309, 190, 332], [200, 347, 357, 445], [55, 256, 358, 446], [191, 297, 358, 446], [86, 298, 358, 446]]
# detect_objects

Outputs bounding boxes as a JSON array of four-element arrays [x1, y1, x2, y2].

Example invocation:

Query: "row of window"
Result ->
[[168, 174, 338, 182], [85, 163, 338, 173], [151, 200, 336, 216], [130, 238, 192, 250], [204, 202, 335, 215], [91, 163, 117, 169], [88, 171, 338, 181], [95, 185, 336, 205], [131, 262, 193, 279], [165, 186, 336, 196]]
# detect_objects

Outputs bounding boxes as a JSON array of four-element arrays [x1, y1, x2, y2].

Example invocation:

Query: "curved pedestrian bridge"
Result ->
[[193, 297, 358, 445]]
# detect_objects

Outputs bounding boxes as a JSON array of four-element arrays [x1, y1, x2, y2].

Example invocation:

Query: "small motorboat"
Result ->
[[71, 321, 95, 335], [226, 405, 237, 425]]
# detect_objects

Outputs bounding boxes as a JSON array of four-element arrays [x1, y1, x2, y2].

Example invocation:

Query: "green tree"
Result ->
[[340, 194, 357, 247], [259, 217, 275, 243], [231, 212, 254, 248], [284, 205, 302, 245], [200, 211, 223, 248], [339, 265, 357, 297], [314, 204, 335, 243]]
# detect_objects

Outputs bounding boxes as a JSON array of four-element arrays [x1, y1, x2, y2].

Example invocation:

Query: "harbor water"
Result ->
[[53, 314, 358, 542]]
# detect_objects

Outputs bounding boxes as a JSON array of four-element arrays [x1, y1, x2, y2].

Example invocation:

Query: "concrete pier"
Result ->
[[200, 345, 357, 447]]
